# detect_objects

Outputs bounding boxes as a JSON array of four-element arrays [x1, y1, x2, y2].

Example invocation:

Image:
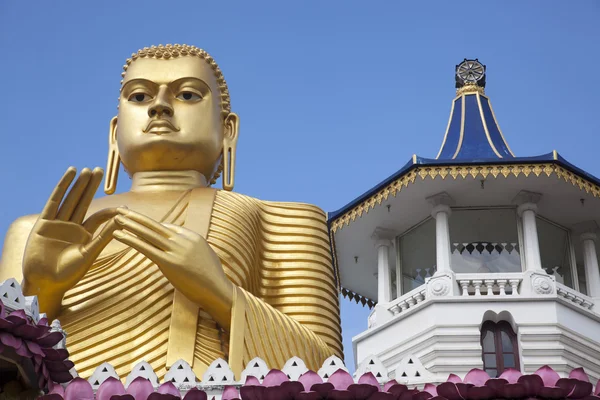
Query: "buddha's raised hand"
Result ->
[[22, 167, 120, 317]]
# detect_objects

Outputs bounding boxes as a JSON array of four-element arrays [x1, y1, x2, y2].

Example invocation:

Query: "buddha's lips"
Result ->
[[143, 119, 180, 133]]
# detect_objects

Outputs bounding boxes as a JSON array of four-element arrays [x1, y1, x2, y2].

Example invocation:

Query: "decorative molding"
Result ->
[[330, 163, 600, 233], [341, 287, 376, 308], [394, 354, 434, 382], [354, 354, 389, 382]]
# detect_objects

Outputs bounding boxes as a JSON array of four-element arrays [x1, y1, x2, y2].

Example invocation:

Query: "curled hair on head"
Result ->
[[121, 44, 231, 118]]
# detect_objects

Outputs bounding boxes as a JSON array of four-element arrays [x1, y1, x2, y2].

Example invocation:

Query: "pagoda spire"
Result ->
[[436, 59, 515, 160]]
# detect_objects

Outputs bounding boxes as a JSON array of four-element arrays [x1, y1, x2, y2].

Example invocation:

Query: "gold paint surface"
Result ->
[[0, 44, 342, 380]]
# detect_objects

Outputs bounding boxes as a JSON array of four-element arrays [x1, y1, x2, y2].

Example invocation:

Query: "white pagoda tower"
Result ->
[[328, 59, 600, 384]]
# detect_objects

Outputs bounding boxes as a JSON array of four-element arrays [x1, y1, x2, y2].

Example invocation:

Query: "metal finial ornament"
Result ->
[[455, 58, 486, 88]]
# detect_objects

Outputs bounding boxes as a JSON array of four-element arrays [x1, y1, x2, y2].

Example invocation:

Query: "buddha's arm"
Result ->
[[223, 199, 343, 373], [0, 215, 36, 283]]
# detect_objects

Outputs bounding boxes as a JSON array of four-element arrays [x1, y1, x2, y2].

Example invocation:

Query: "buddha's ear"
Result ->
[[222, 113, 239, 191], [104, 116, 120, 195]]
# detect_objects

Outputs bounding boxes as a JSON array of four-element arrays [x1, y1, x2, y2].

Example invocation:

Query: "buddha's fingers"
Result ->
[[114, 215, 173, 251], [83, 208, 121, 234], [56, 168, 92, 221], [113, 230, 164, 263], [81, 218, 120, 260], [40, 167, 77, 220], [71, 167, 104, 224], [116, 208, 173, 238]]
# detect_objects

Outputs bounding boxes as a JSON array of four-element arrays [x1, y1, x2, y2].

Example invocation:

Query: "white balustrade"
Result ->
[[387, 286, 427, 316], [456, 273, 523, 296], [556, 283, 594, 310]]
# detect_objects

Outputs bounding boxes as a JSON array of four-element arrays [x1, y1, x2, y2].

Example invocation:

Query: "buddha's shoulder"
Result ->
[[216, 190, 327, 220]]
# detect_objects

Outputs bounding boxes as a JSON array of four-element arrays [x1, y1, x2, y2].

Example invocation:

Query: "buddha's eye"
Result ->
[[128, 93, 152, 102], [177, 91, 202, 101]]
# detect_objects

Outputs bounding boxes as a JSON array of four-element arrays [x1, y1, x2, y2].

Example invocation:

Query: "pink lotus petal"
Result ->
[[328, 369, 354, 390], [97, 377, 126, 400], [262, 369, 289, 387], [357, 372, 380, 390], [65, 377, 94, 400], [570, 368, 590, 383], [328, 389, 353, 400], [127, 377, 155, 400], [424, 383, 438, 396], [348, 383, 378, 399], [447, 374, 463, 383], [298, 371, 323, 392], [437, 383, 464, 400], [518, 374, 544, 397], [222, 385, 240, 400], [240, 385, 265, 400], [183, 388, 208, 400], [383, 380, 399, 392], [498, 368, 522, 384], [158, 382, 181, 396], [556, 378, 593, 399], [464, 369, 490, 387], [244, 375, 260, 386], [535, 365, 561, 387], [49, 380, 65, 396]]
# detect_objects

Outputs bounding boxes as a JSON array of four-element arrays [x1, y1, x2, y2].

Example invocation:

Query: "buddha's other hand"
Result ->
[[113, 208, 235, 328], [22, 167, 121, 316]]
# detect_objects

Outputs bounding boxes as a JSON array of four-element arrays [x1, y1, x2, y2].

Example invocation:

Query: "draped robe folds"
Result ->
[[56, 189, 343, 380]]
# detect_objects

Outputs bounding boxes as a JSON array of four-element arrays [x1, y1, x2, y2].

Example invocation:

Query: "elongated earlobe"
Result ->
[[222, 113, 239, 191], [104, 116, 120, 195]]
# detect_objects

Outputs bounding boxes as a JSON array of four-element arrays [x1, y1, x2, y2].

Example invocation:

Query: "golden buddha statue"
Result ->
[[0, 44, 342, 381]]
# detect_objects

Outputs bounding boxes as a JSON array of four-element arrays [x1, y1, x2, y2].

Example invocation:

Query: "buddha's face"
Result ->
[[115, 56, 227, 178]]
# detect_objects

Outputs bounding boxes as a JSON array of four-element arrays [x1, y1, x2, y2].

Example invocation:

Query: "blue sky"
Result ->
[[1, 1, 599, 371]]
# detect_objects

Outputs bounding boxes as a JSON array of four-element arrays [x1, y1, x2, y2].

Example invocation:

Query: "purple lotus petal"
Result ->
[[298, 371, 323, 392], [5, 309, 28, 325], [24, 339, 45, 356], [65, 377, 94, 400], [437, 383, 464, 400], [517, 374, 544, 397], [484, 378, 508, 395], [240, 385, 266, 400], [296, 392, 321, 400], [413, 392, 434, 400], [539, 386, 570, 399], [348, 383, 379, 400], [455, 383, 473, 399], [311, 382, 334, 397], [262, 369, 289, 387], [222, 385, 240, 400], [244, 375, 261, 386], [447, 374, 462, 384], [0, 318, 14, 330], [46, 359, 75, 372], [581, 396, 600, 400], [328, 389, 354, 400], [110, 395, 135, 400], [127, 377, 155, 400], [328, 369, 355, 390], [465, 385, 495, 400], [13, 323, 46, 340], [15, 341, 32, 356], [387, 383, 408, 396], [147, 394, 181, 400], [499, 383, 526, 399], [264, 386, 288, 400], [280, 381, 304, 399], [38, 394, 64, 400], [49, 370, 75, 384], [568, 368, 589, 383], [357, 372, 380, 390], [429, 397, 450, 400], [183, 388, 208, 400], [556, 378, 593, 399], [498, 369, 522, 384], [38, 331, 65, 348], [464, 369, 490, 387], [158, 382, 181, 396], [383, 380, 400, 393], [97, 377, 127, 400], [424, 384, 438, 396], [49, 380, 65, 396], [38, 316, 49, 326], [43, 348, 70, 361], [0, 299, 4, 316], [398, 389, 420, 400], [535, 365, 561, 387], [0, 331, 22, 349], [368, 393, 396, 400], [596, 379, 600, 396]]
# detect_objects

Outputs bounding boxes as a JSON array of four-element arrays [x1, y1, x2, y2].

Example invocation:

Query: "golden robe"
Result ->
[[26, 189, 342, 379]]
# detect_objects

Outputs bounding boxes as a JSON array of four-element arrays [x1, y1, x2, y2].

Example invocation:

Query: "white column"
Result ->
[[372, 228, 395, 303], [427, 192, 454, 274], [514, 191, 543, 272], [581, 232, 600, 298]]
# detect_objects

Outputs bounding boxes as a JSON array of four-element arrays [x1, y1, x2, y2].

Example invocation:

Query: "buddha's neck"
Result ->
[[131, 170, 208, 193]]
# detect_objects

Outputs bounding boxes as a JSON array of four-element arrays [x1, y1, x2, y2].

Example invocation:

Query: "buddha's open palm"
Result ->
[[23, 168, 120, 299]]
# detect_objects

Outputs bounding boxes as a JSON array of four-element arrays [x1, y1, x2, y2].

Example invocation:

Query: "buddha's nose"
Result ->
[[148, 87, 173, 118]]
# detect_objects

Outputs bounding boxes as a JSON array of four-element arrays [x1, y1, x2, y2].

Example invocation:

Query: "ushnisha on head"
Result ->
[[104, 44, 239, 194]]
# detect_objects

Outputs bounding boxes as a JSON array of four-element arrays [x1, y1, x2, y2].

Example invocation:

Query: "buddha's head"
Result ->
[[104, 44, 239, 194]]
